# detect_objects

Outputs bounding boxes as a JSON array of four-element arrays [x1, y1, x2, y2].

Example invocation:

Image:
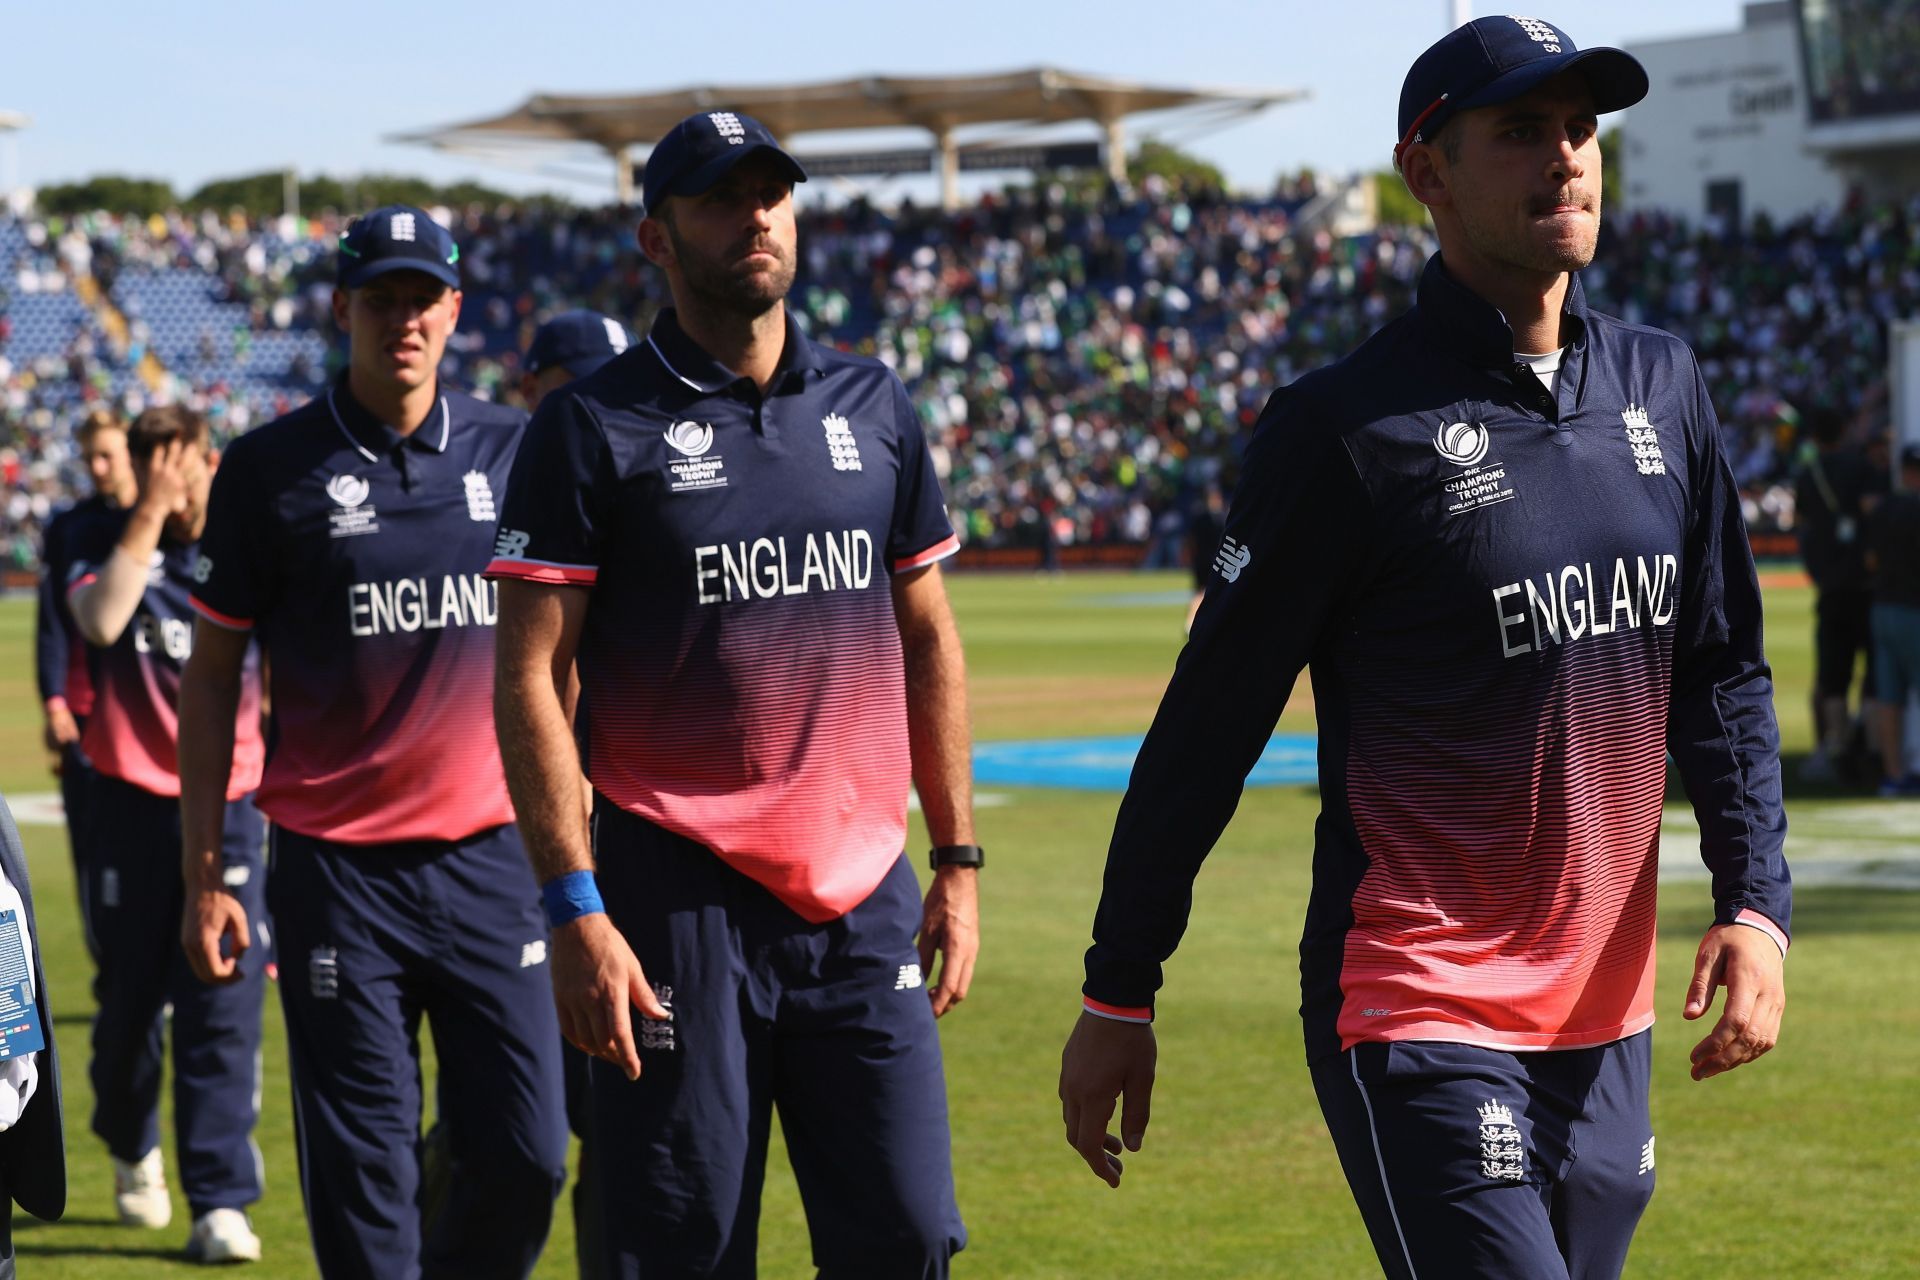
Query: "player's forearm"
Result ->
[[178, 646, 242, 894], [1669, 455, 1792, 937], [901, 605, 974, 847], [69, 530, 160, 647], [496, 657, 595, 883]]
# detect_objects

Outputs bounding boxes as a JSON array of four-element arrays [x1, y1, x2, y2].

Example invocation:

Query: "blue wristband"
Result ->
[[541, 870, 604, 928]]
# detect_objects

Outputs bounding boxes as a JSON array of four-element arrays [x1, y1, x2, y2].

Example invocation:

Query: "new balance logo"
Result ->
[[519, 940, 547, 968], [1477, 1099, 1525, 1182], [1213, 535, 1251, 583], [1639, 1136, 1656, 1176], [494, 528, 531, 559], [895, 963, 923, 991], [390, 212, 417, 242]]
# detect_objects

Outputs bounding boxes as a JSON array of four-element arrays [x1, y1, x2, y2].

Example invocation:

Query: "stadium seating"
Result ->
[[4, 184, 1910, 573]]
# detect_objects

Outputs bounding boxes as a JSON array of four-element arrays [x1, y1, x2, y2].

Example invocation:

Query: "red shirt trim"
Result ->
[[485, 558, 599, 586], [1083, 997, 1154, 1024], [189, 597, 253, 631], [894, 534, 960, 573]]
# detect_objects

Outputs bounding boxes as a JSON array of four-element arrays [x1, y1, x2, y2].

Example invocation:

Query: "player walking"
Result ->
[[68, 406, 268, 1263], [490, 111, 980, 1277], [1059, 19, 1791, 1279], [36, 410, 135, 914], [179, 206, 568, 1278]]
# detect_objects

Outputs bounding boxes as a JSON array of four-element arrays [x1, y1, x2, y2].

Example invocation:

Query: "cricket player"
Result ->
[[179, 206, 567, 1279], [36, 410, 135, 907], [419, 307, 634, 1280], [490, 111, 980, 1277], [1058, 19, 1791, 1279], [67, 405, 268, 1263]]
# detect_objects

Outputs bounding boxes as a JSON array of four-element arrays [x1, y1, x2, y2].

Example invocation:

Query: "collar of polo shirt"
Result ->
[[1417, 255, 1592, 371], [644, 308, 824, 398], [327, 375, 452, 463]]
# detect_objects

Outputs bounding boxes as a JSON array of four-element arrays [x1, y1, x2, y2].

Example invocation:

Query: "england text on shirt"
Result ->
[[191, 379, 526, 844], [488, 309, 958, 923]]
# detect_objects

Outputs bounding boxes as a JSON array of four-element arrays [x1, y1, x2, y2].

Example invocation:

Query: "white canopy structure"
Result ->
[[394, 67, 1307, 208]]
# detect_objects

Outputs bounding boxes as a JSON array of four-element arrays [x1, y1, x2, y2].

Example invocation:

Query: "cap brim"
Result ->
[[667, 142, 809, 200], [1453, 46, 1649, 120], [340, 257, 460, 290]]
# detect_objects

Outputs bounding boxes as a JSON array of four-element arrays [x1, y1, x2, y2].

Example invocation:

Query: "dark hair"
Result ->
[[126, 404, 210, 460], [74, 408, 126, 446]]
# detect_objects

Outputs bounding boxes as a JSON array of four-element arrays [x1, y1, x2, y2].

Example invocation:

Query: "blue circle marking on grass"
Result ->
[[973, 734, 1319, 790]]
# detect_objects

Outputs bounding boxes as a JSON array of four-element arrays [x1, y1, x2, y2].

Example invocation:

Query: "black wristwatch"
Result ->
[[928, 844, 985, 870]]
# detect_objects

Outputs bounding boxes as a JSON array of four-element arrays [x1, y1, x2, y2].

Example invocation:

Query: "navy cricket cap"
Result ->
[[337, 204, 461, 290], [1395, 16, 1648, 168], [526, 310, 635, 378], [641, 111, 807, 215]]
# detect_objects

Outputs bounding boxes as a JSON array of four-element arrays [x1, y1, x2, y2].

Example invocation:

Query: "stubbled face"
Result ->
[[333, 271, 462, 396], [81, 427, 133, 499], [649, 152, 798, 318], [1433, 73, 1602, 279]]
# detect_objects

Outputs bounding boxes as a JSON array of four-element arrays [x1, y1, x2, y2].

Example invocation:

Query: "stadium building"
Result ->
[[1621, 2, 1842, 225], [1622, 1, 1920, 226]]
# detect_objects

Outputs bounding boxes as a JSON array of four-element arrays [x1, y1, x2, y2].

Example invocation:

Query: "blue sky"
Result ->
[[6, 1, 1749, 203]]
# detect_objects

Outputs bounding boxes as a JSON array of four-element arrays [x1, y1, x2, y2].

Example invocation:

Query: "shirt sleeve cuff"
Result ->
[[189, 597, 254, 631], [893, 533, 960, 573], [1732, 909, 1789, 957], [1082, 997, 1154, 1025], [485, 558, 599, 586]]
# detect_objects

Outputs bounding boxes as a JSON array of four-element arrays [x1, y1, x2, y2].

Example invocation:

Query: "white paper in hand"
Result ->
[[0, 866, 38, 1130], [0, 1053, 37, 1130]]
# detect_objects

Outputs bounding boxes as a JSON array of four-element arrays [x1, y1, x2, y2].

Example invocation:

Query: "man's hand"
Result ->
[[550, 913, 670, 1082], [182, 888, 250, 985], [1059, 1010, 1157, 1188], [43, 702, 79, 763], [918, 866, 978, 1018], [1684, 923, 1786, 1081], [138, 439, 196, 519]]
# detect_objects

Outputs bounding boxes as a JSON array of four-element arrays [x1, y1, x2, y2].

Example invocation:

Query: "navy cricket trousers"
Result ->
[[1311, 1032, 1657, 1280], [269, 823, 568, 1280], [59, 737, 100, 955], [87, 774, 267, 1217], [591, 805, 966, 1279]]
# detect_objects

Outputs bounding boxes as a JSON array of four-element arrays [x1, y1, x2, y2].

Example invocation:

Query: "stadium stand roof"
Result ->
[[395, 67, 1307, 208]]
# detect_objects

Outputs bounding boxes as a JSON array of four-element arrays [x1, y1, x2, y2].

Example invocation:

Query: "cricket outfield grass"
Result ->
[[2, 573, 1914, 1277]]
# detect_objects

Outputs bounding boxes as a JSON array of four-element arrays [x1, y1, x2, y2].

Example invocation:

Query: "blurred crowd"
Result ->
[[5, 180, 1918, 572]]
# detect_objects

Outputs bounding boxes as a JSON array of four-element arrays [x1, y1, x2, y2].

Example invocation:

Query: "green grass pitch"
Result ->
[[3, 573, 1916, 1277]]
